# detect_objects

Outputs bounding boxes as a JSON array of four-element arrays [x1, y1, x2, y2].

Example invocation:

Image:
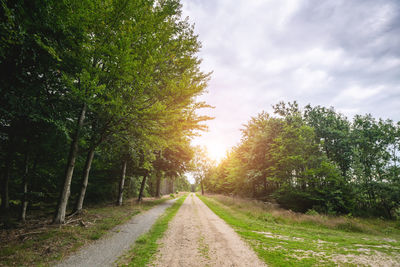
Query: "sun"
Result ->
[[192, 137, 229, 163], [205, 143, 227, 163]]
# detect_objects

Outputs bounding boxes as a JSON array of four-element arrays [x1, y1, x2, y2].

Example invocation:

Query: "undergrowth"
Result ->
[[0, 198, 169, 267]]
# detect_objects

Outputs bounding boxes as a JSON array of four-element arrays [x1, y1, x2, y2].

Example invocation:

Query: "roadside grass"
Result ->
[[117, 193, 188, 267], [198, 194, 400, 267], [0, 197, 169, 267]]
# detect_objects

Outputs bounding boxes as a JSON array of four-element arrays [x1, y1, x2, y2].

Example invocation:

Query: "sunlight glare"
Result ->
[[205, 142, 227, 163]]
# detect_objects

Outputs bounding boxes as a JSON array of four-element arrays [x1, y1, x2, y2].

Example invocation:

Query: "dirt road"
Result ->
[[153, 193, 266, 267], [56, 199, 176, 267]]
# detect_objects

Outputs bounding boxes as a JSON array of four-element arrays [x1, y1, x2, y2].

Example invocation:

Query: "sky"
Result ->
[[181, 0, 400, 162]]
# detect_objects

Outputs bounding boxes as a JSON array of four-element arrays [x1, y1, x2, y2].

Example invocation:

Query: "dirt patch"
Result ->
[[152, 193, 266, 267], [332, 251, 400, 267], [253, 231, 304, 241]]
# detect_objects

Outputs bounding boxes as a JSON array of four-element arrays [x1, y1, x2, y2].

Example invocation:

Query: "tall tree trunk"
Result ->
[[20, 157, 37, 222], [263, 177, 268, 194], [53, 103, 87, 224], [20, 150, 29, 222], [74, 146, 96, 213], [200, 178, 204, 195], [138, 173, 147, 202], [170, 178, 174, 194], [116, 159, 127, 206], [1, 135, 14, 211], [1, 160, 11, 211], [155, 171, 162, 198]]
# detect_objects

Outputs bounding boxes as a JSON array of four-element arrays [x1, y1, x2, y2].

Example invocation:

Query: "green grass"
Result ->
[[0, 198, 170, 267], [117, 194, 188, 267], [197, 235, 210, 260], [198, 194, 400, 267]]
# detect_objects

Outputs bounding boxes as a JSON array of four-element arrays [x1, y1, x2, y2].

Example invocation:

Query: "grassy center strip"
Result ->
[[117, 193, 188, 267]]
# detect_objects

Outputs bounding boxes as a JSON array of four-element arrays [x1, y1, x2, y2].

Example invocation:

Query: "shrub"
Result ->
[[393, 207, 400, 221]]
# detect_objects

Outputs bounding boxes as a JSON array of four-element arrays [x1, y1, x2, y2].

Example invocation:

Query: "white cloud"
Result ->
[[292, 68, 332, 93], [333, 85, 384, 103], [182, 0, 400, 158]]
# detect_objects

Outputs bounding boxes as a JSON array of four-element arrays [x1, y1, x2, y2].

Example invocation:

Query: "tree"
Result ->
[[0, 0, 212, 224], [192, 146, 215, 195], [205, 102, 361, 214], [304, 105, 352, 177], [351, 115, 400, 217], [0, 0, 81, 213]]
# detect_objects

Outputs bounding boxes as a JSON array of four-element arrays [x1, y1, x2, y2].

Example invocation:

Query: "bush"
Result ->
[[274, 190, 318, 212], [393, 207, 400, 220]]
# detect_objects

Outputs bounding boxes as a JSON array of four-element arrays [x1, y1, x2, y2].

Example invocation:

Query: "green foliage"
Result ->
[[204, 102, 400, 218], [0, 0, 210, 222]]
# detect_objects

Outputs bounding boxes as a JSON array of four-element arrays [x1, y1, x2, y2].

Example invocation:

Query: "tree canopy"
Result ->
[[0, 0, 210, 224], [203, 102, 400, 219]]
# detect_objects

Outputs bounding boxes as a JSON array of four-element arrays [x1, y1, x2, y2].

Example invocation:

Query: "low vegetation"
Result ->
[[0, 198, 169, 266], [199, 194, 400, 266], [117, 194, 188, 267]]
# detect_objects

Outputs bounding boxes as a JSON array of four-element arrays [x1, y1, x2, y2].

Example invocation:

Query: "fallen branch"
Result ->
[[65, 218, 81, 225], [66, 210, 81, 218]]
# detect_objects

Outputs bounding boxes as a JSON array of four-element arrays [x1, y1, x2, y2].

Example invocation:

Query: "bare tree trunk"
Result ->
[[20, 157, 37, 222], [263, 178, 268, 194], [20, 150, 29, 222], [1, 160, 11, 211], [116, 159, 127, 206], [170, 178, 175, 194], [1, 135, 14, 211], [155, 171, 161, 198], [53, 103, 86, 224], [200, 178, 204, 195], [74, 147, 95, 213], [137, 173, 147, 202]]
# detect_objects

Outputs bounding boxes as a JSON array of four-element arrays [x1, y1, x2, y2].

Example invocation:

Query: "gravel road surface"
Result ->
[[56, 199, 176, 267], [153, 193, 266, 267]]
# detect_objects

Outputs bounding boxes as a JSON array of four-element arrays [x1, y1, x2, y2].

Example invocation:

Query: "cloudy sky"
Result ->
[[181, 0, 400, 161]]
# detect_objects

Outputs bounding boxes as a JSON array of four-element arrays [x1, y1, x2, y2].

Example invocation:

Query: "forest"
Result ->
[[1, 1, 400, 266], [203, 102, 400, 219], [0, 0, 209, 225], [1, 0, 399, 230]]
